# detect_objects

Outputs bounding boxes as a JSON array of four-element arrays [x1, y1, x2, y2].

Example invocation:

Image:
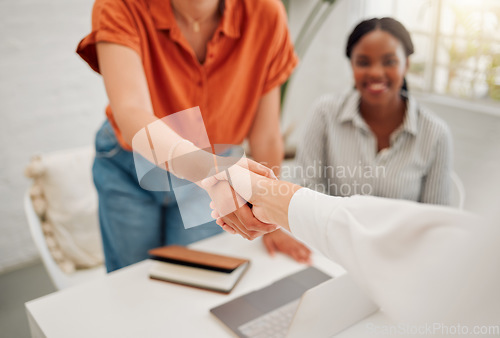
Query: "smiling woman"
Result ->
[[347, 18, 414, 151], [297, 17, 453, 205]]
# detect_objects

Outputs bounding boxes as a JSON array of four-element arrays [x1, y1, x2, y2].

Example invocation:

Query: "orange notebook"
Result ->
[[148, 245, 250, 294]]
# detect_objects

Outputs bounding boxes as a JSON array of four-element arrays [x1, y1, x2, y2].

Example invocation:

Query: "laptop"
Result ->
[[210, 267, 378, 338]]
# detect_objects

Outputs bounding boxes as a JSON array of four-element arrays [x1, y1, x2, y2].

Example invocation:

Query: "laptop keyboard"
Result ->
[[238, 299, 300, 338]]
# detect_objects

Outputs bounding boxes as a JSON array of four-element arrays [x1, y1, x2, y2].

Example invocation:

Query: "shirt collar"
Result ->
[[339, 90, 418, 136], [338, 90, 370, 132], [148, 0, 241, 38], [219, 0, 241, 38]]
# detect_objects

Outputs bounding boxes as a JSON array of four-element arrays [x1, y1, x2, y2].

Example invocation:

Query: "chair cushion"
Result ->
[[25, 146, 103, 273]]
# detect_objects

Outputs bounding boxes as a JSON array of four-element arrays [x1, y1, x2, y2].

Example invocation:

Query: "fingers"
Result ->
[[201, 171, 228, 188], [207, 183, 277, 239], [290, 245, 312, 264], [220, 222, 236, 235], [222, 214, 251, 239], [263, 235, 277, 257], [262, 231, 313, 264], [286, 239, 311, 264], [237, 158, 277, 180], [214, 217, 237, 235], [201, 158, 276, 189], [211, 204, 277, 240], [213, 209, 255, 238], [233, 204, 279, 236]]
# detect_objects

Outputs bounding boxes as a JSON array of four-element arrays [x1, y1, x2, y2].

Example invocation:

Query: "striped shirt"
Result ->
[[296, 90, 453, 205]]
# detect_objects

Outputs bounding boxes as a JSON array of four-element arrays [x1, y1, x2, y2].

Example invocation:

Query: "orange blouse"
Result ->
[[77, 0, 298, 150]]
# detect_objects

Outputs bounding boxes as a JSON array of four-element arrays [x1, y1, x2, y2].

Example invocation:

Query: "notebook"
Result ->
[[148, 245, 250, 294]]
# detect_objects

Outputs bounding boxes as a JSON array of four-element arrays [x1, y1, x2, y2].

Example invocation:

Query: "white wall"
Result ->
[[283, 0, 362, 152], [0, 0, 107, 272], [415, 94, 500, 214]]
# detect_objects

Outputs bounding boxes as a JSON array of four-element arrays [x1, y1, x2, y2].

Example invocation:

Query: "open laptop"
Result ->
[[210, 267, 378, 338]]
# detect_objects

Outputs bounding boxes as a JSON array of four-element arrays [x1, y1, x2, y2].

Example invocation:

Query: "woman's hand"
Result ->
[[202, 158, 280, 240], [262, 230, 311, 264], [202, 158, 301, 238]]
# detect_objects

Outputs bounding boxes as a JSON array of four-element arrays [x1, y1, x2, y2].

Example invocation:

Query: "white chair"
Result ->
[[25, 192, 105, 290], [24, 146, 106, 290], [450, 171, 466, 210]]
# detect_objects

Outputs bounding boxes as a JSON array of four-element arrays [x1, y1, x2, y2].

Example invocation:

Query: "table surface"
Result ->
[[25, 232, 393, 338]]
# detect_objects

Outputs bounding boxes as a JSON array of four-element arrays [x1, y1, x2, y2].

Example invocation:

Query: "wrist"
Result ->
[[169, 145, 217, 184], [255, 179, 300, 230], [167, 139, 195, 179]]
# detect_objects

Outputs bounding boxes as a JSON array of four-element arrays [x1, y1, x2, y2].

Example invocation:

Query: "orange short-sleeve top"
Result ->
[[77, 0, 298, 150]]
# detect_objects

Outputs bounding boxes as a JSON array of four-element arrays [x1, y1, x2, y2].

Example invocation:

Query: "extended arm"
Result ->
[[96, 42, 276, 231], [205, 169, 499, 325], [247, 87, 283, 176], [97, 43, 205, 176]]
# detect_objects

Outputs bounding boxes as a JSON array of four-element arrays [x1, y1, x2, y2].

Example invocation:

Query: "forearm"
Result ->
[[97, 42, 218, 184], [249, 136, 284, 177], [247, 86, 283, 177], [114, 107, 219, 184]]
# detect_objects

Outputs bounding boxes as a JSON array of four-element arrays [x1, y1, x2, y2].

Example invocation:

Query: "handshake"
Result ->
[[132, 128, 300, 239], [200, 157, 300, 240], [131, 111, 310, 262]]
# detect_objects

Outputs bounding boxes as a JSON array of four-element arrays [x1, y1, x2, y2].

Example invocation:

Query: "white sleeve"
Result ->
[[288, 188, 500, 326]]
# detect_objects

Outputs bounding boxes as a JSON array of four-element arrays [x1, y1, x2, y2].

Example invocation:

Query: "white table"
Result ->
[[26, 233, 393, 338]]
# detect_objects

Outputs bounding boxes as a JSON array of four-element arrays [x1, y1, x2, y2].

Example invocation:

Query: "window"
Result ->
[[363, 0, 500, 102]]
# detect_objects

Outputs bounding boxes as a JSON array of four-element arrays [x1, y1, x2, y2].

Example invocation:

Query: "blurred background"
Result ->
[[1, 0, 499, 335]]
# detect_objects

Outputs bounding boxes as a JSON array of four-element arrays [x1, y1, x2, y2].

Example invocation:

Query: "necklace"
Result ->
[[171, 1, 219, 33]]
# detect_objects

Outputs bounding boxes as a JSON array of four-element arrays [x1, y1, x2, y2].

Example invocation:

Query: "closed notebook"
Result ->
[[148, 245, 250, 294]]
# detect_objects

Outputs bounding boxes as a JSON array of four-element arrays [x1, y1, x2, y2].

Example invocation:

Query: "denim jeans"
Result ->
[[93, 121, 223, 272]]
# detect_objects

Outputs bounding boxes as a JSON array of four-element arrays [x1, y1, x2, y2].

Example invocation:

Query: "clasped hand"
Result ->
[[201, 159, 281, 239]]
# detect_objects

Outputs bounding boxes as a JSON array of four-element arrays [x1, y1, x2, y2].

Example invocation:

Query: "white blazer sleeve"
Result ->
[[288, 188, 500, 326]]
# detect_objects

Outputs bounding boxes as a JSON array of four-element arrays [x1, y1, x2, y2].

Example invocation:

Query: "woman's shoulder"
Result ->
[[412, 98, 452, 141], [91, 0, 149, 17], [242, 0, 285, 13], [239, 0, 288, 29], [93, 0, 145, 9], [310, 90, 357, 121]]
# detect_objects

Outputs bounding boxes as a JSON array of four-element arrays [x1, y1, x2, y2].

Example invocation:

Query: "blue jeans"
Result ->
[[93, 121, 223, 272]]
